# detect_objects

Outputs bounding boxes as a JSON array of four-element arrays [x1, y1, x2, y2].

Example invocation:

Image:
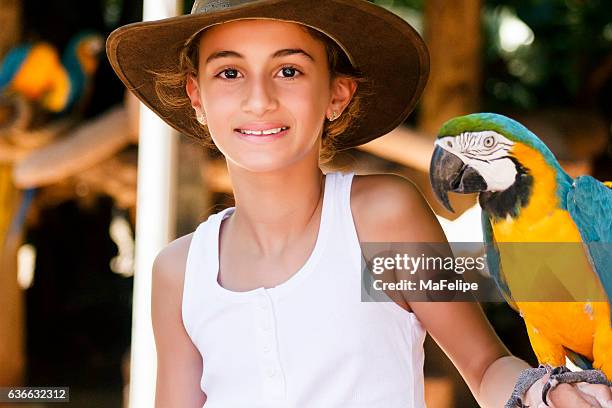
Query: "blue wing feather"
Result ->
[[566, 176, 612, 326], [482, 212, 518, 311]]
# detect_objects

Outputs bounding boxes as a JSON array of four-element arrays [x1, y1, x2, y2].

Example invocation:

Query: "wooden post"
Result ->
[[0, 0, 20, 59], [0, 0, 25, 388], [420, 0, 482, 135], [414, 0, 483, 219], [0, 164, 26, 387]]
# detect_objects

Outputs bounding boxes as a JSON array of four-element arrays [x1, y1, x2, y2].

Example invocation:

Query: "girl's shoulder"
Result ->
[[350, 173, 440, 243], [152, 232, 195, 294], [351, 173, 424, 210]]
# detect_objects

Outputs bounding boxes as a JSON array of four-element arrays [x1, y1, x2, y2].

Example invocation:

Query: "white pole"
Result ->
[[128, 0, 181, 407]]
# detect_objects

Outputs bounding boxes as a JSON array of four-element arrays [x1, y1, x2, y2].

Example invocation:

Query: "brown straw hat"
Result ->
[[106, 0, 429, 150]]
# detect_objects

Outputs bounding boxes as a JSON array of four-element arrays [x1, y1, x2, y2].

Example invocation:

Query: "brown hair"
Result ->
[[153, 22, 370, 165]]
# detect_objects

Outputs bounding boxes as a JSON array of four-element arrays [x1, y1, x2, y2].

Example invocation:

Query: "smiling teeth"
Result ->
[[238, 127, 288, 135]]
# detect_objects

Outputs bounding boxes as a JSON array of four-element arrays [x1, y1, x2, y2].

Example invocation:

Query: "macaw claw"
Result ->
[[541, 366, 611, 406], [505, 365, 549, 408]]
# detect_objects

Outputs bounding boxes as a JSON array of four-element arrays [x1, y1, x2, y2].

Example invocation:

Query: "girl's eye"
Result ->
[[216, 68, 242, 80], [483, 136, 496, 148], [277, 66, 301, 79]]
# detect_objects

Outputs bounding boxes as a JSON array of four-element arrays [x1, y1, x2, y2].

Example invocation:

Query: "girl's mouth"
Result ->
[[234, 126, 290, 141]]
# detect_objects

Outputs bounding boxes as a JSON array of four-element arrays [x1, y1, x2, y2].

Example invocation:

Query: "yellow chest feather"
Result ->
[[491, 143, 582, 242]]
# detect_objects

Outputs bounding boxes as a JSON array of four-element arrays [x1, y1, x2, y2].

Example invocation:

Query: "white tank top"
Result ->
[[182, 171, 427, 408]]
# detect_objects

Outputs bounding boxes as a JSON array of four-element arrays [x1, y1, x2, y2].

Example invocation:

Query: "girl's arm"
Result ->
[[353, 174, 604, 407], [151, 235, 207, 408]]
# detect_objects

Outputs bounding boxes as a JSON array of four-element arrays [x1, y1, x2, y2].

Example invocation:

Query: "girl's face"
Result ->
[[186, 19, 355, 172]]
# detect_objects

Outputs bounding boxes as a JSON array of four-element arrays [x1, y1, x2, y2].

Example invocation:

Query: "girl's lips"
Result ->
[[235, 124, 289, 132], [234, 127, 290, 143]]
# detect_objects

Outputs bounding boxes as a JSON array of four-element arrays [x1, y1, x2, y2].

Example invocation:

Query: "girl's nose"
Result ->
[[241, 75, 278, 116]]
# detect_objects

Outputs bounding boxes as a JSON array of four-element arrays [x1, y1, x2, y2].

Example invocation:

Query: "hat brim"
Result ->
[[106, 0, 429, 150]]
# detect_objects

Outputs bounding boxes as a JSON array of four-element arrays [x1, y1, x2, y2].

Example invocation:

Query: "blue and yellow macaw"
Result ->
[[0, 31, 102, 115], [429, 113, 611, 406], [0, 32, 102, 266]]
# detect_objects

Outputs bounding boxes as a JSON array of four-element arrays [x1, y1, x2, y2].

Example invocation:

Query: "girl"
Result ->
[[107, 1, 612, 406]]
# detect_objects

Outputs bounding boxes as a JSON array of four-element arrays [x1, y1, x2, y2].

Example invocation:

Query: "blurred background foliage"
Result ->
[[373, 0, 612, 114]]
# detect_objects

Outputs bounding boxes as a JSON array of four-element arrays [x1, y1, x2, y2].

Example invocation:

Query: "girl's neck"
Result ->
[[224, 162, 325, 258]]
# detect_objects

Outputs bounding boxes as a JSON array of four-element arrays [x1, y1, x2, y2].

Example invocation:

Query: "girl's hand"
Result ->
[[523, 372, 612, 407]]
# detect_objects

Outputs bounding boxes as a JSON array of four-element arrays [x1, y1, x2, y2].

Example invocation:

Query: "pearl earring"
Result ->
[[196, 112, 206, 124]]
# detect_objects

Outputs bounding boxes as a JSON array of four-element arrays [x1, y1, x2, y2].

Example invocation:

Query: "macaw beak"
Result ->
[[429, 145, 488, 212]]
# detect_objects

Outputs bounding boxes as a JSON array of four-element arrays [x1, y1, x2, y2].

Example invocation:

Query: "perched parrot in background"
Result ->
[[0, 31, 103, 120], [429, 113, 612, 407], [0, 32, 103, 263]]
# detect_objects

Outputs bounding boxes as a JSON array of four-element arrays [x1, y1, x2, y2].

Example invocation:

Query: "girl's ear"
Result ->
[[327, 77, 357, 119], [186, 74, 205, 122]]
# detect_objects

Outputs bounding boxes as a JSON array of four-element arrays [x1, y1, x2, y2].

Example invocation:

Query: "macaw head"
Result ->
[[63, 31, 104, 76], [429, 113, 568, 219]]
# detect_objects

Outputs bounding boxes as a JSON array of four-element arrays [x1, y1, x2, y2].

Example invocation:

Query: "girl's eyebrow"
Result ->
[[205, 48, 315, 65]]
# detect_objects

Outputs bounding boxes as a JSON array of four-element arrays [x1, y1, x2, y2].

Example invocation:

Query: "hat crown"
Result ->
[[191, 0, 253, 14]]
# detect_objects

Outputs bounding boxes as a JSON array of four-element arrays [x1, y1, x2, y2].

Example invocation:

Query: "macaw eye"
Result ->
[[483, 136, 495, 148]]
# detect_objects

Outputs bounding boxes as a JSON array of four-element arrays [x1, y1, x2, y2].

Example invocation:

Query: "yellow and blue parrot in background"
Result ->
[[429, 113, 611, 407], [0, 31, 103, 117], [0, 32, 103, 263]]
